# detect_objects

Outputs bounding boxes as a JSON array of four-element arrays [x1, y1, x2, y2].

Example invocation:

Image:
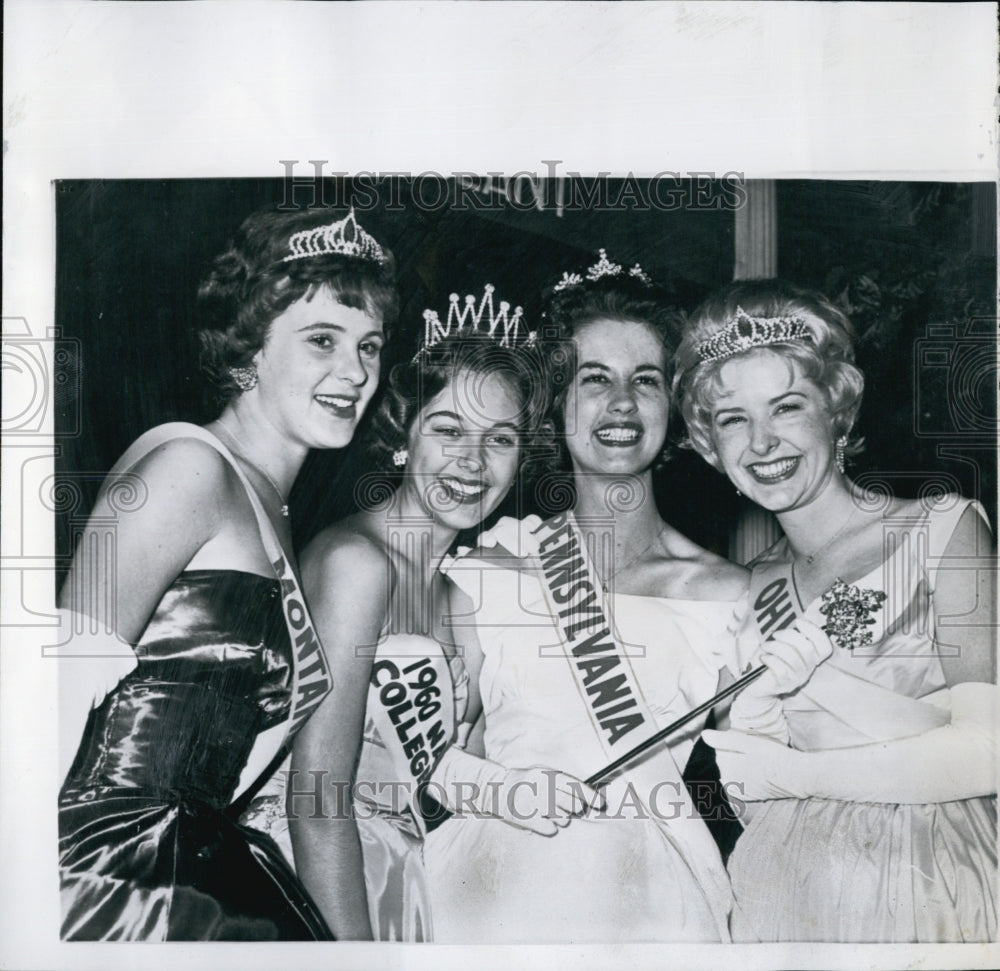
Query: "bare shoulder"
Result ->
[[665, 526, 749, 601], [97, 436, 240, 527], [123, 436, 236, 498], [301, 518, 390, 591]]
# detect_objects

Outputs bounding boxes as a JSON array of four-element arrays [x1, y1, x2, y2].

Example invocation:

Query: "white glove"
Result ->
[[729, 618, 834, 743], [428, 745, 603, 836], [705, 681, 998, 804], [57, 610, 139, 784]]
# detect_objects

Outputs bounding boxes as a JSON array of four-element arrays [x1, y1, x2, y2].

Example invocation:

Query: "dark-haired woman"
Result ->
[[57, 207, 397, 940], [291, 289, 598, 940], [420, 256, 812, 943]]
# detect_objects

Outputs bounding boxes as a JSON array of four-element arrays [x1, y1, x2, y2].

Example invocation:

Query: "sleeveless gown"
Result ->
[[355, 635, 469, 941], [237, 633, 470, 941], [728, 496, 997, 942], [58, 425, 333, 941], [424, 529, 743, 943]]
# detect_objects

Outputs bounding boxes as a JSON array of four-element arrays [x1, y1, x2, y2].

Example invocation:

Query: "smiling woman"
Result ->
[[674, 279, 998, 942], [288, 291, 565, 941], [422, 253, 753, 944], [56, 206, 397, 941]]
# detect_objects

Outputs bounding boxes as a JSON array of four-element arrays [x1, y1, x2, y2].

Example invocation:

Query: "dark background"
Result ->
[[53, 178, 997, 585]]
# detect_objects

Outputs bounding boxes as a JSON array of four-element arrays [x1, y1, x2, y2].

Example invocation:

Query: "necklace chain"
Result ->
[[215, 421, 290, 518], [599, 525, 668, 591], [796, 499, 860, 565]]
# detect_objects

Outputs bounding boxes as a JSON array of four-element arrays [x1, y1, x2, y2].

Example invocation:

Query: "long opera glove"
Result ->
[[704, 681, 998, 804], [729, 618, 834, 744], [57, 609, 138, 784], [428, 745, 603, 837]]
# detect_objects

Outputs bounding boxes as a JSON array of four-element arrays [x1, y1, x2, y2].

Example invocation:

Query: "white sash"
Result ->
[[748, 559, 948, 744], [105, 422, 332, 802], [529, 512, 734, 940], [367, 640, 459, 835]]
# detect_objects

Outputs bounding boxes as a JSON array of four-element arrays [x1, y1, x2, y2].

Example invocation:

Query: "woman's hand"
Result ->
[[701, 729, 806, 802], [729, 618, 834, 741], [755, 618, 834, 696], [430, 747, 604, 836]]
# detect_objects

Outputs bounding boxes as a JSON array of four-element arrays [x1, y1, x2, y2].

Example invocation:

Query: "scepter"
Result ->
[[585, 576, 887, 787], [585, 665, 766, 787]]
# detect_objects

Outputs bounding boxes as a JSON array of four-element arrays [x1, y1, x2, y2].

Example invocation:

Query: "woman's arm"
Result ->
[[706, 505, 998, 804], [291, 531, 388, 941], [58, 439, 228, 779]]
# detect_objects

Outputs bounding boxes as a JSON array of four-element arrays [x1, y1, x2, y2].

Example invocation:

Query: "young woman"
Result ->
[[290, 288, 592, 940], [674, 278, 997, 942], [421, 254, 812, 943], [57, 206, 396, 940]]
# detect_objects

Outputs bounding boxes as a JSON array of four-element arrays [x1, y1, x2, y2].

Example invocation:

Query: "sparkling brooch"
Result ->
[[819, 578, 887, 651]]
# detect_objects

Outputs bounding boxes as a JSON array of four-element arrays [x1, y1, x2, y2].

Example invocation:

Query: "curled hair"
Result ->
[[197, 207, 398, 401], [673, 279, 865, 461], [368, 333, 553, 480], [540, 269, 683, 470]]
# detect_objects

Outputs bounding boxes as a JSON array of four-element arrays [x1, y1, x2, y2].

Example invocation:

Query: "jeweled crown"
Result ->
[[415, 285, 536, 361], [283, 206, 386, 264], [552, 248, 652, 292], [695, 306, 812, 364]]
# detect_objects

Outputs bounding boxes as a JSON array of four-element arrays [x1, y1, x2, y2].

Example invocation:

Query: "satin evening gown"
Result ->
[[59, 570, 333, 941]]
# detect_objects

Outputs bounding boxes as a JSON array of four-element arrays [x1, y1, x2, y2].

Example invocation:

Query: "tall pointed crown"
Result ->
[[282, 206, 386, 264], [414, 285, 536, 362], [695, 306, 813, 364]]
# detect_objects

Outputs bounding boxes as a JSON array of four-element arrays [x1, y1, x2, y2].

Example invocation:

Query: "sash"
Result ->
[[529, 512, 734, 940], [366, 638, 460, 836], [106, 423, 332, 802], [748, 559, 948, 744]]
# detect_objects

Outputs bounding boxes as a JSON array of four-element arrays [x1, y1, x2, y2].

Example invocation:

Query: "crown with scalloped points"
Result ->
[[695, 306, 813, 364], [282, 206, 386, 264], [413, 285, 536, 362], [552, 248, 652, 292]]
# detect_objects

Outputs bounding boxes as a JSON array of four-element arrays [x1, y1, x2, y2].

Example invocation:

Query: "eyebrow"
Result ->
[[423, 410, 520, 430], [297, 322, 385, 338], [578, 361, 665, 375], [713, 389, 807, 410]]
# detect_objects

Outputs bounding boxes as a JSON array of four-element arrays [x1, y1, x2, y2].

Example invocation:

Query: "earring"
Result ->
[[735, 488, 742, 497], [230, 365, 258, 392], [835, 435, 847, 475], [392, 448, 409, 468]]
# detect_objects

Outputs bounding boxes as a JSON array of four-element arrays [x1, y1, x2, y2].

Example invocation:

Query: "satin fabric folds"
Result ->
[[58, 571, 332, 941]]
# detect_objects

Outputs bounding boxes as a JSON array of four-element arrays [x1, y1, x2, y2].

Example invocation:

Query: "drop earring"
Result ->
[[393, 448, 409, 468], [835, 435, 847, 475]]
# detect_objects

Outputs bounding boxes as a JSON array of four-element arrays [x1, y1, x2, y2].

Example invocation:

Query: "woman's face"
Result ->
[[705, 349, 839, 513], [402, 368, 523, 534], [563, 318, 670, 477], [252, 286, 384, 450]]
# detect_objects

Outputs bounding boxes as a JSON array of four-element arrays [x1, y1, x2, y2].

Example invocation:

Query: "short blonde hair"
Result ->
[[673, 279, 864, 462]]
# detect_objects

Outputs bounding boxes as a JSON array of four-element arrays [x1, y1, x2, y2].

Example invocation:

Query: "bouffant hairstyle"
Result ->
[[540, 269, 683, 469], [197, 207, 398, 401], [367, 333, 552, 480], [673, 278, 865, 464]]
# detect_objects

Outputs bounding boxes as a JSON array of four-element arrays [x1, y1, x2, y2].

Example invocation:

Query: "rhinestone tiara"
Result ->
[[552, 248, 651, 292], [282, 206, 386, 264], [695, 306, 813, 364], [413, 284, 536, 362]]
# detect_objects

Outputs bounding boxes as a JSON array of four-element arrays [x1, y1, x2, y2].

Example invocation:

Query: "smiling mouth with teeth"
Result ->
[[748, 457, 799, 481], [439, 477, 488, 503], [594, 426, 642, 446], [315, 394, 358, 417]]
